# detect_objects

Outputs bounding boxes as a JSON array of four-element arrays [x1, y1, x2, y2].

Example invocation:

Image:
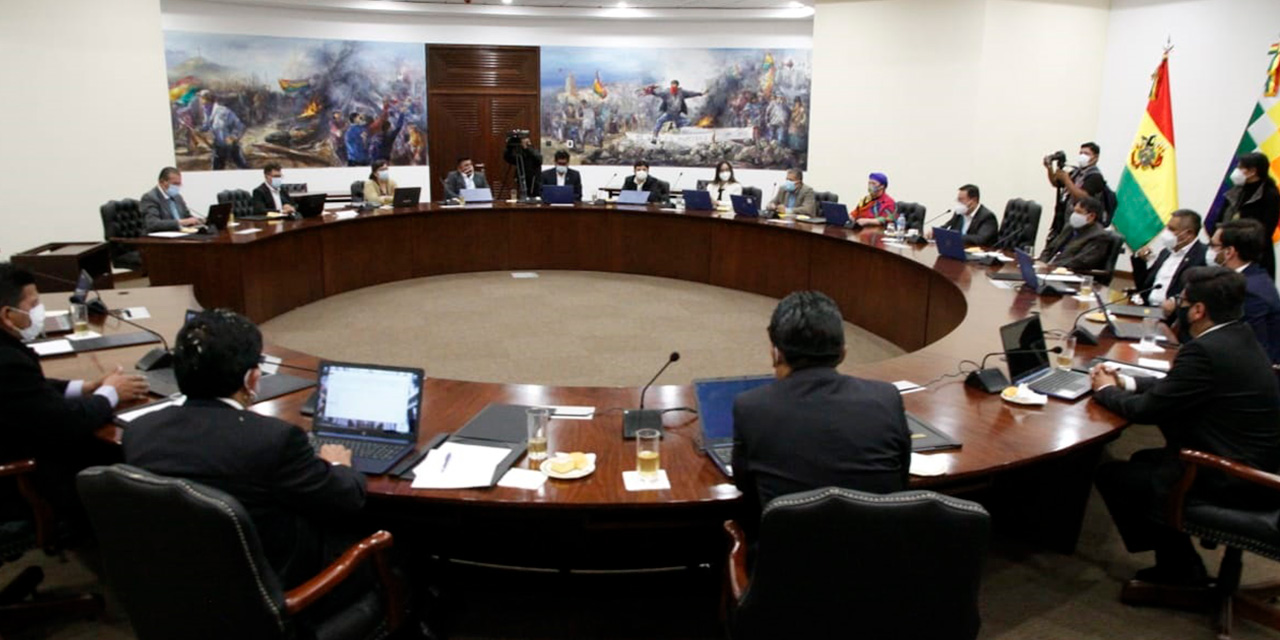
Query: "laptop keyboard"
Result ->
[[311, 436, 405, 461], [1029, 369, 1088, 394], [709, 445, 733, 476]]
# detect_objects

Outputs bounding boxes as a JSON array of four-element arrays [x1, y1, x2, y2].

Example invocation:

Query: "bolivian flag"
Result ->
[[1114, 50, 1178, 250], [1206, 42, 1280, 242]]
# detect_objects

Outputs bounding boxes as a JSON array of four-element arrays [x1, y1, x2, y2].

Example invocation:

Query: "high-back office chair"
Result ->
[[99, 199, 146, 272], [896, 201, 927, 232], [1092, 231, 1126, 286], [76, 465, 408, 640], [724, 487, 989, 640], [742, 186, 763, 204], [350, 180, 366, 203], [996, 198, 1043, 251], [695, 179, 710, 191], [0, 459, 104, 633], [813, 191, 839, 204], [216, 189, 254, 219], [280, 183, 308, 196]]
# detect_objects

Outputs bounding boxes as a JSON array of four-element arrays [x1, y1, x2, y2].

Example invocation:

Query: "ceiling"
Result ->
[[398, 0, 806, 7], [194, 0, 815, 21]]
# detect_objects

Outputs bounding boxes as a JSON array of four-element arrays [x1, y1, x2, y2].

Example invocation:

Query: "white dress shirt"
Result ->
[[463, 173, 476, 190], [1148, 242, 1194, 306], [64, 380, 120, 407], [264, 182, 283, 211]]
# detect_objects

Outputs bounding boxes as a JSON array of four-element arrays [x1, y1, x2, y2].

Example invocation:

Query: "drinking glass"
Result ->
[[1078, 274, 1094, 295], [71, 303, 89, 336], [636, 428, 661, 481], [526, 407, 551, 461], [1139, 317, 1160, 349], [1056, 335, 1076, 370]]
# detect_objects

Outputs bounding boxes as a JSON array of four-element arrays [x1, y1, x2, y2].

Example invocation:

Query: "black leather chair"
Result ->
[[724, 487, 989, 640], [813, 191, 839, 204], [76, 465, 408, 640], [280, 183, 308, 196], [996, 198, 1043, 251], [1087, 230, 1126, 286], [351, 180, 366, 203], [694, 179, 710, 192], [1, 459, 103, 631], [742, 186, 762, 204], [217, 189, 255, 219], [99, 199, 146, 272], [897, 201, 927, 232]]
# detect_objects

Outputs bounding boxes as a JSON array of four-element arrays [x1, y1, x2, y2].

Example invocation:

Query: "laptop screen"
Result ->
[[693, 375, 774, 442], [314, 362, 424, 440], [999, 315, 1050, 382]]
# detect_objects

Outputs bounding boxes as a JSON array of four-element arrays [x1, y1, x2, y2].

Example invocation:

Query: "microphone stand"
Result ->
[[108, 310, 173, 371], [623, 352, 680, 438], [964, 346, 1064, 394]]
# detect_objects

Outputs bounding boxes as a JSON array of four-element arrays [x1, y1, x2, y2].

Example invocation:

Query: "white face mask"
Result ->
[[555, 165, 568, 175], [953, 201, 969, 216], [635, 170, 648, 182], [1206, 247, 1221, 266], [12, 303, 46, 341], [719, 171, 731, 182], [242, 368, 260, 403], [1077, 153, 1093, 167], [1068, 212, 1089, 229], [1230, 168, 1247, 186], [269, 177, 283, 189], [378, 170, 390, 181], [1155, 228, 1178, 251]]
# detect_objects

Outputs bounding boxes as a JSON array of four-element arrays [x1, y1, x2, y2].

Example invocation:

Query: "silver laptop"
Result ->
[[1000, 315, 1091, 400]]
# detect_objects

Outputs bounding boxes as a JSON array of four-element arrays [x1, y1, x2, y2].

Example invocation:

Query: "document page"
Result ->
[[410, 441, 511, 489]]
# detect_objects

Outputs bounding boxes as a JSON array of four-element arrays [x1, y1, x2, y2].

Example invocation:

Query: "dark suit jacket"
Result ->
[[1039, 222, 1112, 272], [536, 167, 583, 201], [1094, 321, 1280, 503], [139, 186, 192, 233], [443, 171, 490, 200], [732, 367, 911, 522], [1224, 179, 1280, 278], [0, 331, 114, 464], [250, 183, 296, 215], [1242, 262, 1280, 365], [943, 205, 998, 246], [621, 175, 671, 205], [123, 398, 367, 589], [1131, 241, 1207, 305]]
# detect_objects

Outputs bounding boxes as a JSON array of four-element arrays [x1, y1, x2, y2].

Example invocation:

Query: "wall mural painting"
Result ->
[[163, 31, 427, 170], [541, 46, 812, 170]]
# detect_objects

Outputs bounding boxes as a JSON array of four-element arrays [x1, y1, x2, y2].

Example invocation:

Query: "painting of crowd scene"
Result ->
[[163, 32, 427, 170], [540, 46, 812, 170]]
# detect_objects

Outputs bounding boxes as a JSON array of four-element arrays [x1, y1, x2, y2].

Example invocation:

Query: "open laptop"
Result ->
[[1014, 249, 1077, 295], [294, 193, 326, 218], [1108, 302, 1164, 319], [541, 184, 575, 205], [934, 227, 977, 261], [1090, 289, 1163, 341], [820, 201, 852, 227], [1000, 315, 1091, 400], [392, 187, 422, 207], [459, 187, 493, 203], [730, 194, 760, 218], [310, 361, 425, 474], [617, 189, 651, 205], [205, 202, 233, 231], [682, 189, 714, 211], [693, 375, 775, 477]]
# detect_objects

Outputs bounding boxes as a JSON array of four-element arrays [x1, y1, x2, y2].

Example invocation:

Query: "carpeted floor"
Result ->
[[8, 272, 1280, 639]]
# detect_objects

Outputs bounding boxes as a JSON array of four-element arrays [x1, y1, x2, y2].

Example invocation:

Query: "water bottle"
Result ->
[[895, 213, 906, 236]]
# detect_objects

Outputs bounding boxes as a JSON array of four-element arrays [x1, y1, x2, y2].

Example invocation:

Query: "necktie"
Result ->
[[168, 199, 180, 220]]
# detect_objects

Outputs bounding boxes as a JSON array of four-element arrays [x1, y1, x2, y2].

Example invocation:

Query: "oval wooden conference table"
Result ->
[[97, 202, 1166, 568]]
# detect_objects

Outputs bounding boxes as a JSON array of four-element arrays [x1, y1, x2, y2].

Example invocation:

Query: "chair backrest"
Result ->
[[997, 198, 1043, 251], [100, 199, 145, 241], [77, 465, 293, 640], [733, 488, 989, 640], [1098, 230, 1126, 285], [742, 186, 763, 203], [217, 189, 254, 219], [813, 190, 839, 204], [351, 180, 366, 202], [694, 179, 710, 192], [280, 183, 307, 196], [896, 201, 927, 231]]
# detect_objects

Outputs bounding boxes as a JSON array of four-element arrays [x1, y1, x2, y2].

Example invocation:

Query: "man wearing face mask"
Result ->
[[1219, 152, 1280, 280], [250, 162, 297, 216], [1038, 197, 1112, 272], [1208, 219, 1280, 364], [140, 167, 201, 233], [0, 263, 148, 515], [851, 172, 895, 229], [1092, 266, 1280, 588], [621, 159, 671, 205], [536, 150, 582, 201], [123, 309, 365, 595], [766, 169, 816, 219], [1130, 209, 1206, 308], [931, 184, 997, 245], [443, 156, 491, 200], [1046, 142, 1111, 239]]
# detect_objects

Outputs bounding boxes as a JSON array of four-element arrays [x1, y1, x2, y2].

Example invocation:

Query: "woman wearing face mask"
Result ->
[[362, 159, 397, 206], [852, 172, 895, 228], [707, 161, 743, 207], [1219, 152, 1280, 280]]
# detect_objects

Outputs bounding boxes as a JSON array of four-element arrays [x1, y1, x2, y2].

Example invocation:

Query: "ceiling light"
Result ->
[[787, 1, 804, 8], [616, 1, 627, 7], [502, 0, 513, 4]]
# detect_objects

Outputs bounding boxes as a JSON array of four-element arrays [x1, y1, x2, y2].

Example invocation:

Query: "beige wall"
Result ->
[[0, 0, 174, 261], [809, 0, 1109, 248]]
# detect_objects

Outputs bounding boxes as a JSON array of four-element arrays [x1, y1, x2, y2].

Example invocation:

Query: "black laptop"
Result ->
[[294, 193, 327, 218], [692, 375, 775, 477], [310, 361, 425, 474], [205, 202, 233, 231], [392, 187, 421, 208]]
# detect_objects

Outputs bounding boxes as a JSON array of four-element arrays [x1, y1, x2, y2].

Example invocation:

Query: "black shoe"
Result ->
[[1133, 563, 1209, 587]]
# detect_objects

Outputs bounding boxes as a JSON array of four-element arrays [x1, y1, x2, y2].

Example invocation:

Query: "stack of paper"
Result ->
[[410, 441, 511, 489]]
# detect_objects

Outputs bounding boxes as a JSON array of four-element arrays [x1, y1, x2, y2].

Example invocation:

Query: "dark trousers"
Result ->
[[211, 142, 248, 170], [1096, 447, 1202, 570]]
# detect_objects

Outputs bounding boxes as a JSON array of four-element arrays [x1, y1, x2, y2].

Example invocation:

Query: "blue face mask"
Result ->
[[166, 184, 181, 198], [270, 177, 282, 189], [783, 180, 796, 192]]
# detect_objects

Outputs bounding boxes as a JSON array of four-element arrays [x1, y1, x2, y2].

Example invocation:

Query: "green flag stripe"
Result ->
[[1113, 168, 1166, 250]]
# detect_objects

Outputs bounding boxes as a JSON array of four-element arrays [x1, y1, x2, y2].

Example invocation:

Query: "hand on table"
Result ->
[[91, 366, 149, 402], [1088, 364, 1119, 392]]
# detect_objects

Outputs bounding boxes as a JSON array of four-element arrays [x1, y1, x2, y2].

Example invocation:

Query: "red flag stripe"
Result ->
[[1146, 56, 1175, 145]]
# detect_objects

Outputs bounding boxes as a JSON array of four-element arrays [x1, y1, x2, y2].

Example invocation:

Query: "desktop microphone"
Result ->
[[109, 310, 173, 371], [595, 173, 620, 204], [909, 210, 955, 245], [1070, 283, 1163, 346], [622, 351, 680, 438], [671, 172, 684, 191], [29, 269, 109, 315], [964, 346, 1063, 394]]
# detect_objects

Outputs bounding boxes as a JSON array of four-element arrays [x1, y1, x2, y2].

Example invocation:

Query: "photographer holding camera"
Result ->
[[1045, 142, 1110, 241], [503, 130, 542, 200]]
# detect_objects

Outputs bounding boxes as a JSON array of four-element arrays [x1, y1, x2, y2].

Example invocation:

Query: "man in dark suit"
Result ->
[[1212, 219, 1280, 364], [0, 264, 147, 514], [1039, 196, 1113, 272], [535, 150, 582, 201], [443, 157, 490, 200], [937, 184, 998, 246], [621, 160, 670, 205], [1219, 152, 1280, 279], [250, 162, 296, 216], [140, 167, 201, 233], [122, 309, 364, 592], [1092, 266, 1280, 586], [732, 291, 911, 526], [1130, 209, 1206, 308]]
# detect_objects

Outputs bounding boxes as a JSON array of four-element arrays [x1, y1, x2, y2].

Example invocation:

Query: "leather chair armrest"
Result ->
[[724, 520, 750, 601], [1167, 449, 1280, 529], [284, 530, 407, 632], [0, 459, 36, 477], [1, 458, 55, 551]]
